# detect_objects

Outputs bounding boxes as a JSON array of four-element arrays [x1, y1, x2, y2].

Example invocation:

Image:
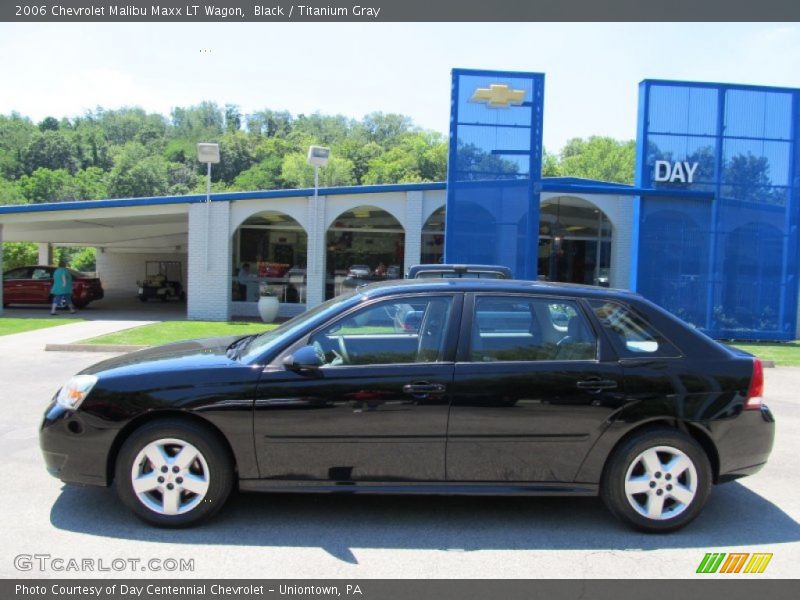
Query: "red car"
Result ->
[[3, 265, 104, 309]]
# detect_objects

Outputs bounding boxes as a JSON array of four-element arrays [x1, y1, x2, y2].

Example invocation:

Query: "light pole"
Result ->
[[307, 145, 330, 204], [307, 146, 330, 305], [197, 143, 220, 271]]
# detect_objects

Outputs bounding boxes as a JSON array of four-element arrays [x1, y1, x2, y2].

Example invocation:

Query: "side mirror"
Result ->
[[283, 345, 323, 371]]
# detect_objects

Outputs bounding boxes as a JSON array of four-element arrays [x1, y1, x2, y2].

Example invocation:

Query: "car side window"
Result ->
[[309, 296, 454, 366], [470, 296, 596, 362], [3, 268, 31, 280], [31, 268, 52, 280], [588, 299, 680, 358]]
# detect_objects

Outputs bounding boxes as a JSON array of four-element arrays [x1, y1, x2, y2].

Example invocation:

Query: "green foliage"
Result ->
[[2, 242, 38, 270], [281, 152, 355, 187], [1, 103, 649, 213], [557, 136, 636, 183], [68, 247, 97, 272], [19, 168, 77, 203], [108, 142, 170, 198]]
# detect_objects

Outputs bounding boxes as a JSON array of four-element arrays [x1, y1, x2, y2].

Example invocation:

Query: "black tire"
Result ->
[[138, 296, 148, 302], [73, 301, 88, 309], [601, 427, 712, 533], [114, 418, 234, 528]]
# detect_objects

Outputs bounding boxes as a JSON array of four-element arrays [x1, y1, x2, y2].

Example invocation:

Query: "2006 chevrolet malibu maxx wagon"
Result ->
[[40, 279, 775, 531]]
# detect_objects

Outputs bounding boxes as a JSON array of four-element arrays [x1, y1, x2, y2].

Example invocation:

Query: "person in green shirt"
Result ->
[[50, 259, 76, 315]]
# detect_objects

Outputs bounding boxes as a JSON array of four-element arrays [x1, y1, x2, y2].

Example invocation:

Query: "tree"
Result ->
[[73, 167, 109, 199], [23, 130, 80, 174], [0, 178, 24, 204], [247, 109, 293, 138], [558, 137, 636, 183], [18, 168, 77, 203], [215, 132, 255, 183], [362, 112, 414, 146], [108, 143, 170, 198], [281, 152, 355, 187], [3, 242, 38, 270]]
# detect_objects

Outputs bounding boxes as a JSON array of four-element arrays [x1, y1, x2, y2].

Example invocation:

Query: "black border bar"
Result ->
[[3, 0, 800, 22]]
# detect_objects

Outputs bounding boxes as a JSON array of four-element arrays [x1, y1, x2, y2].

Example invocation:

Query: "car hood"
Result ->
[[79, 335, 245, 377]]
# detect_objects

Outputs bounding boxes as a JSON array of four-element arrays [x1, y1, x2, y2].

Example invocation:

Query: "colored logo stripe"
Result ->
[[696, 552, 773, 574], [744, 553, 773, 574], [697, 553, 726, 573]]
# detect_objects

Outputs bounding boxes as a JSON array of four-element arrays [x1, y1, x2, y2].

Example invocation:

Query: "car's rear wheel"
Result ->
[[115, 419, 233, 527], [601, 427, 711, 533]]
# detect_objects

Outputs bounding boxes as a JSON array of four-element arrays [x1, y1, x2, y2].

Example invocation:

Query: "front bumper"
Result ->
[[39, 401, 116, 487], [714, 405, 775, 483]]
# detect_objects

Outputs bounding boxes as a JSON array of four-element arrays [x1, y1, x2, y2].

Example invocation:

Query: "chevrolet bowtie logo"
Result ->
[[470, 84, 527, 108]]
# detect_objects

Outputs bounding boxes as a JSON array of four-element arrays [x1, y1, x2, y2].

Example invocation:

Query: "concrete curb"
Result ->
[[44, 344, 149, 353], [762, 360, 776, 368]]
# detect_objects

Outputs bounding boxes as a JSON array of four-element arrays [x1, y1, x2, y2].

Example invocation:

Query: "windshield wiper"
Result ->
[[226, 334, 257, 360]]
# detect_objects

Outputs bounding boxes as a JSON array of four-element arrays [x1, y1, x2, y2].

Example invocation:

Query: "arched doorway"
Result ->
[[233, 210, 308, 303], [421, 206, 446, 264], [538, 196, 612, 286], [326, 206, 405, 299]]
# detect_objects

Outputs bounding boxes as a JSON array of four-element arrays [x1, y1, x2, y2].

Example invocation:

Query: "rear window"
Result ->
[[588, 299, 680, 358]]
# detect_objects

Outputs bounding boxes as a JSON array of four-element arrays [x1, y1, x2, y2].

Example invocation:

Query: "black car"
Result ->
[[40, 279, 774, 531]]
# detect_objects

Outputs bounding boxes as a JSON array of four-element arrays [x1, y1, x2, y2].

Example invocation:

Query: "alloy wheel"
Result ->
[[623, 445, 698, 520], [130, 438, 210, 516]]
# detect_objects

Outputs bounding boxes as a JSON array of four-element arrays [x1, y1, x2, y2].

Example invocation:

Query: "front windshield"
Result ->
[[239, 290, 360, 363]]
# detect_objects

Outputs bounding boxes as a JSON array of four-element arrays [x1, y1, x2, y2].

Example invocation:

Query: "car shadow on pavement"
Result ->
[[51, 481, 800, 564]]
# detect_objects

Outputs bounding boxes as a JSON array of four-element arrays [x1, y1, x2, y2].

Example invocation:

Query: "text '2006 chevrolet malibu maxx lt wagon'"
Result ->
[[40, 279, 775, 531]]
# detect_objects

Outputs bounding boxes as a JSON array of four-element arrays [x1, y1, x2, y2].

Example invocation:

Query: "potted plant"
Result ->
[[257, 283, 279, 323]]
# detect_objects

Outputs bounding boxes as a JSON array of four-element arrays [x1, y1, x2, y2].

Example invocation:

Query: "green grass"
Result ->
[[0, 317, 83, 336], [82, 321, 278, 346], [728, 341, 800, 366]]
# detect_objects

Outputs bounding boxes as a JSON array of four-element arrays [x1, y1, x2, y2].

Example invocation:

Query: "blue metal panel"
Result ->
[[444, 68, 545, 279], [635, 79, 800, 341]]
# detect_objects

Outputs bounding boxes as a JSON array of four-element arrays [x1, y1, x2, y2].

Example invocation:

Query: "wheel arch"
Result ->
[[106, 410, 238, 485], [576, 417, 720, 484]]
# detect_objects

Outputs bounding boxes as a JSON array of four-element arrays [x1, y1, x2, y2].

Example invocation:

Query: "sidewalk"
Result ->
[[0, 319, 155, 352]]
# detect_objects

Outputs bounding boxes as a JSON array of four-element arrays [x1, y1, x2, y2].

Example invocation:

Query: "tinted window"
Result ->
[[310, 296, 453, 366], [588, 299, 680, 358], [470, 296, 596, 362], [3, 268, 31, 280], [31, 268, 52, 280]]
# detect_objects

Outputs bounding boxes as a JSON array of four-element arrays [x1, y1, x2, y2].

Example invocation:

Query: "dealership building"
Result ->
[[1, 69, 799, 341]]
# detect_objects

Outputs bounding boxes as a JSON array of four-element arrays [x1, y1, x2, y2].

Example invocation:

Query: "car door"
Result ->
[[3, 267, 32, 304], [447, 293, 627, 483], [29, 267, 54, 304], [254, 293, 461, 482]]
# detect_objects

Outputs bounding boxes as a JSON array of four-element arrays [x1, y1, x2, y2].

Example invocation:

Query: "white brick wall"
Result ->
[[404, 191, 424, 271], [187, 202, 232, 321], [96, 250, 188, 298], [305, 194, 326, 308]]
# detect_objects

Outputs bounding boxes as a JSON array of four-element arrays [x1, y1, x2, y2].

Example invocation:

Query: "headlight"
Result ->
[[56, 375, 98, 410]]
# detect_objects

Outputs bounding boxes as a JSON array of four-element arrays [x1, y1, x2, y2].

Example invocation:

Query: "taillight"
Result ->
[[745, 358, 764, 410]]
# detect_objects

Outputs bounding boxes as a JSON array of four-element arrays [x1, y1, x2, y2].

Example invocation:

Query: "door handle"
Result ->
[[576, 379, 618, 391], [403, 382, 446, 396]]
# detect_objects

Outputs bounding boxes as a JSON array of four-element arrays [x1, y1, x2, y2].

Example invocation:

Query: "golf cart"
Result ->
[[137, 261, 186, 302]]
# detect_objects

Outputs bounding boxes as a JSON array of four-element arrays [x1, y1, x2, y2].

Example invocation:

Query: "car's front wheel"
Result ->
[[601, 427, 712, 532], [115, 419, 234, 527]]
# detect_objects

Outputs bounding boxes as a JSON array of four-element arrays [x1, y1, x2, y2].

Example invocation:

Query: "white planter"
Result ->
[[257, 296, 280, 323]]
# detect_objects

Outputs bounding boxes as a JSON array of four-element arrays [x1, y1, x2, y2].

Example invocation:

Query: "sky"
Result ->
[[1, 22, 799, 152]]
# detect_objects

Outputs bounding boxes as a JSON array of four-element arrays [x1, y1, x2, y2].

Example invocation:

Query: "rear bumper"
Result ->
[[713, 405, 775, 483]]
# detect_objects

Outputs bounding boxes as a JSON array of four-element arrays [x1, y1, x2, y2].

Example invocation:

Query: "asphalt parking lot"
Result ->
[[0, 330, 797, 579]]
